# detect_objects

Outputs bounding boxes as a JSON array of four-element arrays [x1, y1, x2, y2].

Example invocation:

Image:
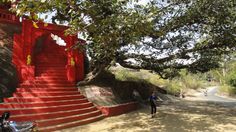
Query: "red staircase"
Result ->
[[0, 43, 104, 131]]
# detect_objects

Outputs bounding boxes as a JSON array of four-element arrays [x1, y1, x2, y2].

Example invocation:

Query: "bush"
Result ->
[[219, 84, 236, 96], [145, 74, 167, 87], [112, 67, 206, 96], [226, 71, 236, 88], [181, 74, 204, 90], [166, 80, 182, 95], [221, 70, 236, 96], [114, 68, 141, 82]]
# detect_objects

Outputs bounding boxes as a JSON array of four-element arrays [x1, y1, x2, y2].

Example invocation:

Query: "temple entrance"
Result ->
[[12, 19, 84, 83], [34, 34, 67, 77]]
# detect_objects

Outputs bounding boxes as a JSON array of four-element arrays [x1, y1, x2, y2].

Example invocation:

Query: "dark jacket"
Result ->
[[149, 95, 157, 105]]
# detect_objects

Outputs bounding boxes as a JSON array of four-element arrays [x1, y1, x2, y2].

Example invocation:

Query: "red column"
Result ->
[[66, 36, 76, 83], [20, 19, 35, 82], [65, 35, 85, 82]]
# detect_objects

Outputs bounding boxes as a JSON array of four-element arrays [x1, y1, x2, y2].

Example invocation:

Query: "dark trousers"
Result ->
[[150, 103, 156, 114]]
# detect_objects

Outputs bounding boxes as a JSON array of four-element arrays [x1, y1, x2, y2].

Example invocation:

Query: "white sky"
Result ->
[[138, 0, 149, 5]]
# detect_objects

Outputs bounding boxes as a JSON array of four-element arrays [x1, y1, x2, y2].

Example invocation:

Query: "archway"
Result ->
[[12, 19, 84, 83], [33, 33, 68, 76]]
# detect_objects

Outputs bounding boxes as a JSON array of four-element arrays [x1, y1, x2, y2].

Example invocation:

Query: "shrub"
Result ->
[[145, 73, 167, 87], [112, 67, 205, 96], [114, 68, 141, 82], [181, 74, 204, 90], [166, 80, 182, 95], [226, 71, 236, 88], [219, 84, 236, 96], [177, 70, 205, 90]]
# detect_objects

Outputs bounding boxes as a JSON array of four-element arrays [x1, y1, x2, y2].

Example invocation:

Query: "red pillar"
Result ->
[[19, 19, 35, 82], [66, 36, 76, 83], [65, 35, 85, 82]]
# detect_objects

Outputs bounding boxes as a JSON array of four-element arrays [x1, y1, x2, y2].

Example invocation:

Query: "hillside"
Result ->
[[78, 68, 169, 106]]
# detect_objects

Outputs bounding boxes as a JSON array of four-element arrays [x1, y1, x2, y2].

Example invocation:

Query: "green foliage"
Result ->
[[226, 70, 236, 88], [113, 68, 168, 86], [112, 67, 205, 96], [166, 80, 182, 95], [180, 70, 204, 90], [114, 68, 141, 82], [223, 61, 236, 96], [210, 69, 224, 84], [4, 0, 236, 80], [219, 84, 236, 96], [208, 58, 236, 96], [116, 0, 236, 78], [145, 72, 167, 87]]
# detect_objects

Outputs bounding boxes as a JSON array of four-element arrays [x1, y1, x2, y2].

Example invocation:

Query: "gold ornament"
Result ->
[[27, 55, 31, 65], [70, 57, 75, 66]]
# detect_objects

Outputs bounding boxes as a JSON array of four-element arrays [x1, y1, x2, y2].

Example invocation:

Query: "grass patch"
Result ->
[[110, 66, 206, 96], [166, 80, 182, 95], [181, 74, 205, 90], [219, 84, 236, 96]]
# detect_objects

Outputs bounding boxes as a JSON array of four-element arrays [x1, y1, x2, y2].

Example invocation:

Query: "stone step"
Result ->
[[37, 110, 102, 128], [13, 91, 80, 97], [4, 94, 85, 102], [0, 98, 88, 108], [20, 83, 75, 88], [39, 115, 104, 132], [0, 102, 93, 115], [16, 87, 78, 92], [9, 106, 98, 122], [22, 80, 73, 84]]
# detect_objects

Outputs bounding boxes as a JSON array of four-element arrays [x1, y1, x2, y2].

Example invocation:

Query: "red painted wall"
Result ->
[[0, 6, 85, 83], [97, 102, 138, 117], [12, 19, 85, 83]]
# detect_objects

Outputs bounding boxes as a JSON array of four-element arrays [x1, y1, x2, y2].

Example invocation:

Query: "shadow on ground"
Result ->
[[61, 100, 236, 132]]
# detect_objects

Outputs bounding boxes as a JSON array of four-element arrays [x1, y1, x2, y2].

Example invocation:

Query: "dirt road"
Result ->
[[60, 99, 236, 132]]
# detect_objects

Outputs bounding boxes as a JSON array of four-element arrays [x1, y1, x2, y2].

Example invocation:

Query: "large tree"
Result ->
[[117, 0, 236, 78], [4, 0, 236, 82]]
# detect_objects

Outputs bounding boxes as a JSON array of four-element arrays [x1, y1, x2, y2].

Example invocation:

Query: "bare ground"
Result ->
[[59, 100, 236, 132]]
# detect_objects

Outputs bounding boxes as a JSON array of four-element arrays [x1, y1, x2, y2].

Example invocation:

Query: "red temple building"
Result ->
[[0, 2, 104, 131]]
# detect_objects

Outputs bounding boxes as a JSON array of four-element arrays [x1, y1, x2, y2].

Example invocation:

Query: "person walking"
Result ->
[[149, 92, 157, 118]]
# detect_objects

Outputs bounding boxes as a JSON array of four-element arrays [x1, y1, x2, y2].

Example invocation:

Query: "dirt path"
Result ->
[[185, 86, 236, 102], [59, 100, 236, 132]]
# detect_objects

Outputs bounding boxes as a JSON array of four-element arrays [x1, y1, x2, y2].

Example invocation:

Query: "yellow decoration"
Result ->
[[44, 23, 48, 27], [70, 57, 75, 66], [33, 21, 39, 28], [27, 55, 31, 65]]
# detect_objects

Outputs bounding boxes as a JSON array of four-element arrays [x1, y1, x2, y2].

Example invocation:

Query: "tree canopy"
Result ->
[[3, 0, 236, 81]]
